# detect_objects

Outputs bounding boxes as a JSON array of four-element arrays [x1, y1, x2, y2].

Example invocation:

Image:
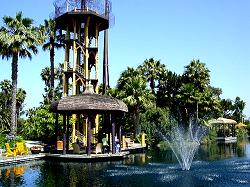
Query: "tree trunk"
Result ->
[[133, 107, 141, 136], [50, 37, 55, 102], [150, 77, 155, 95], [10, 53, 18, 136]]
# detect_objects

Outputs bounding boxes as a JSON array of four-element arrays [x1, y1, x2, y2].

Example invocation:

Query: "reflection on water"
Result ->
[[0, 138, 250, 187]]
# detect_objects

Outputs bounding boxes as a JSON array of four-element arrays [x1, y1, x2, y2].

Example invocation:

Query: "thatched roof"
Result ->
[[235, 122, 247, 128], [50, 94, 128, 114], [209, 117, 237, 125]]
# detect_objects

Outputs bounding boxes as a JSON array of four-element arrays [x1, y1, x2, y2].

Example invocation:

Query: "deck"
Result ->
[[216, 136, 237, 143], [44, 152, 130, 162], [0, 145, 145, 166]]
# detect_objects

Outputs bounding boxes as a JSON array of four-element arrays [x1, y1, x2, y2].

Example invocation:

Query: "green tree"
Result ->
[[21, 105, 61, 143], [220, 99, 234, 118], [41, 64, 63, 104], [182, 59, 210, 90], [138, 58, 167, 95], [0, 80, 26, 133], [140, 107, 170, 146], [116, 67, 154, 135], [232, 96, 245, 122], [41, 19, 64, 102], [0, 83, 11, 132], [157, 70, 182, 110], [176, 60, 219, 122], [0, 12, 43, 135], [41, 67, 52, 104], [157, 59, 220, 123]]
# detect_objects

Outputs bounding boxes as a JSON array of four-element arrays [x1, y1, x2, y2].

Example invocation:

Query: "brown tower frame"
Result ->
[[54, 0, 110, 145]]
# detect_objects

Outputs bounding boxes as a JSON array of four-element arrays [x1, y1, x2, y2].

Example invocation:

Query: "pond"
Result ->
[[1, 138, 250, 187]]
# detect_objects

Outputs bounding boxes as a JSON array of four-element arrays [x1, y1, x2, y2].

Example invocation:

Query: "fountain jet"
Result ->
[[163, 119, 208, 170]]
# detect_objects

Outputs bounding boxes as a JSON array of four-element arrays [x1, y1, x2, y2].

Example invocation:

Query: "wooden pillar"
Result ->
[[66, 115, 70, 152], [55, 113, 59, 150], [87, 115, 92, 156], [63, 114, 66, 155], [72, 114, 76, 143], [122, 135, 126, 149], [95, 24, 99, 93], [84, 17, 90, 81], [111, 116, 116, 154], [223, 124, 226, 137], [118, 125, 122, 152], [63, 27, 70, 97], [94, 115, 99, 143], [141, 132, 146, 147]]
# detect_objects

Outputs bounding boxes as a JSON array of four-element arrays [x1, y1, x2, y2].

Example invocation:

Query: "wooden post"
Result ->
[[66, 115, 70, 152], [118, 125, 121, 152], [141, 132, 146, 147], [63, 114, 66, 155], [72, 114, 76, 143], [87, 115, 92, 156], [55, 113, 59, 150], [111, 116, 116, 154], [84, 17, 90, 82]]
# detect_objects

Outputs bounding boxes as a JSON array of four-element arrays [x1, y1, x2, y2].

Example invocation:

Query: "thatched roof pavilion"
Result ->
[[50, 84, 128, 155], [50, 94, 128, 114]]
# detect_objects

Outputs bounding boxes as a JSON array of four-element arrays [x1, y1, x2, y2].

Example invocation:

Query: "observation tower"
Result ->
[[53, 0, 112, 146]]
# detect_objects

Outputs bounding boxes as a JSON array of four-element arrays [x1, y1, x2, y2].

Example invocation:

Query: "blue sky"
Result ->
[[0, 0, 250, 118]]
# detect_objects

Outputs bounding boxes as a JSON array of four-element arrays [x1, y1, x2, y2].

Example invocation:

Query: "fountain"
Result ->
[[163, 119, 208, 170]]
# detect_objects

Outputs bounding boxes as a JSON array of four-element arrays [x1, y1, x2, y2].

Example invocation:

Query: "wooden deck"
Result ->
[[0, 145, 145, 166], [0, 154, 46, 166], [44, 152, 130, 162], [217, 136, 237, 143]]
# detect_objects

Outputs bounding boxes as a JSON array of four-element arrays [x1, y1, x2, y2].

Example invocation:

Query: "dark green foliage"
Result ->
[[115, 67, 155, 135], [41, 63, 63, 104], [140, 107, 170, 146], [20, 105, 62, 143], [202, 128, 217, 144], [113, 58, 246, 147], [0, 80, 26, 134]]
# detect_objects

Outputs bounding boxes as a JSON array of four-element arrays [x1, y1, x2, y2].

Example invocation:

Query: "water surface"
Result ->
[[1, 138, 250, 187]]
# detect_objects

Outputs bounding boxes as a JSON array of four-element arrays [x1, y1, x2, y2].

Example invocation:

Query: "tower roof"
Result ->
[[55, 10, 109, 32]]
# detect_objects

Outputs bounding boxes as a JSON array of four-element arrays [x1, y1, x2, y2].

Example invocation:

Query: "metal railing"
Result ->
[[53, 0, 112, 18], [75, 64, 84, 75], [69, 129, 85, 145]]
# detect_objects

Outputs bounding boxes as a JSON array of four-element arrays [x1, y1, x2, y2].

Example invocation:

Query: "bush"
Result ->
[[157, 140, 170, 151], [202, 128, 217, 144], [140, 107, 170, 147]]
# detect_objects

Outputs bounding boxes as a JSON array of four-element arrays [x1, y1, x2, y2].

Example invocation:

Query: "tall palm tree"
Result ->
[[183, 59, 210, 91], [41, 67, 52, 104], [233, 96, 246, 122], [117, 67, 154, 135], [138, 58, 167, 95], [42, 19, 64, 102], [0, 12, 43, 136]]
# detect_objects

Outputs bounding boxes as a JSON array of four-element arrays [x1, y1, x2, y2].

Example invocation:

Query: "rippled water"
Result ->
[[1, 138, 250, 187]]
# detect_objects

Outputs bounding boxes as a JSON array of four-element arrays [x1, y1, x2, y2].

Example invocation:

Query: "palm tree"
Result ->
[[183, 59, 210, 91], [138, 58, 167, 95], [117, 67, 154, 135], [221, 99, 234, 118], [232, 96, 245, 122], [41, 67, 52, 104], [0, 12, 43, 136], [41, 19, 64, 102]]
